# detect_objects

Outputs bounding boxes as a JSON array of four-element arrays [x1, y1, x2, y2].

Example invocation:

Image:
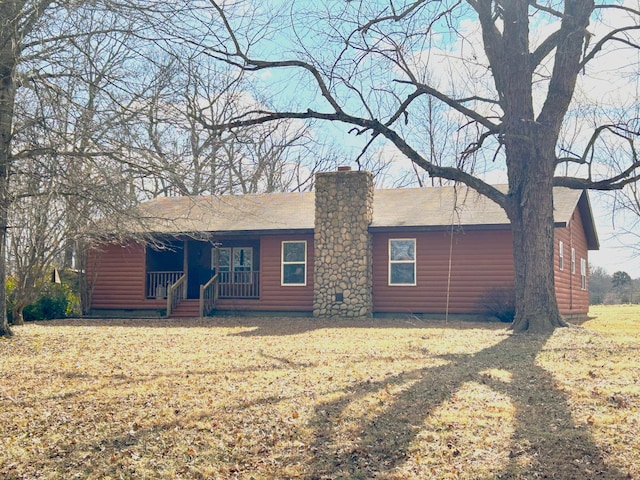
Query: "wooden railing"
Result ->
[[199, 274, 219, 317], [218, 271, 260, 299], [147, 271, 184, 299], [166, 274, 186, 317]]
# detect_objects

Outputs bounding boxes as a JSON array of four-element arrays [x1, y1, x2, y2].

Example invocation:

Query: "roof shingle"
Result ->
[[127, 185, 592, 243]]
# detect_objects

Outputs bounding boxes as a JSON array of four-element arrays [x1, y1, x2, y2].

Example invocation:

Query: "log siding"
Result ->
[[214, 234, 314, 312], [372, 230, 515, 314], [554, 210, 590, 315], [89, 243, 165, 311]]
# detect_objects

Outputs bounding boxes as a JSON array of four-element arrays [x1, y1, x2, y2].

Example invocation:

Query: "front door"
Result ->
[[187, 241, 212, 299]]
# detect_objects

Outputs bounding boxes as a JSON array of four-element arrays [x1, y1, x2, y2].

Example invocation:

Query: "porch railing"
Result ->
[[218, 271, 260, 299], [166, 274, 186, 317], [199, 273, 219, 317], [147, 270, 259, 308], [147, 271, 184, 299]]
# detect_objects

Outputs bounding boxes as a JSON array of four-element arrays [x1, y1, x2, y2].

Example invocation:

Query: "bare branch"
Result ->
[[205, 0, 343, 114], [580, 25, 640, 69], [528, 1, 564, 18], [394, 80, 499, 131]]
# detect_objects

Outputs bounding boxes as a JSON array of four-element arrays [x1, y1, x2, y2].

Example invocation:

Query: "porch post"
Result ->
[[183, 240, 188, 297]]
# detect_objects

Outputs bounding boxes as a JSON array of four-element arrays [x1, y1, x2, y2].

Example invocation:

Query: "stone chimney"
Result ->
[[313, 168, 374, 317]]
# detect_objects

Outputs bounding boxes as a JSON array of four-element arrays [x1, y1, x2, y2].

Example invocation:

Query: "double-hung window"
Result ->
[[559, 241, 564, 271], [282, 241, 307, 285], [571, 248, 576, 274], [580, 258, 587, 290], [389, 239, 416, 286]]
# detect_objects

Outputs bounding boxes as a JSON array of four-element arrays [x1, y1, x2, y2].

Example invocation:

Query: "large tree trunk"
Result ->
[[507, 176, 569, 333], [0, 32, 15, 338], [490, 0, 588, 333], [502, 116, 570, 333]]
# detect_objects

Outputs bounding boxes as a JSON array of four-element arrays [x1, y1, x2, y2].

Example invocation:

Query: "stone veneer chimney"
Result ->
[[313, 168, 374, 317]]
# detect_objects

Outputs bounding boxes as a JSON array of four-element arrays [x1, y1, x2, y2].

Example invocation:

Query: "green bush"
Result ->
[[27, 283, 80, 321], [6, 276, 80, 322]]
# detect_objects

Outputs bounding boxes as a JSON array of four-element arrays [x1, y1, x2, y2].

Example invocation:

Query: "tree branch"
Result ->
[[205, 0, 344, 114], [580, 25, 640, 69], [394, 80, 499, 131], [200, 106, 506, 207]]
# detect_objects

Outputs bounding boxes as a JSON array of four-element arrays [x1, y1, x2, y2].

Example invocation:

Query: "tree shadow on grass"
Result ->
[[306, 333, 627, 479]]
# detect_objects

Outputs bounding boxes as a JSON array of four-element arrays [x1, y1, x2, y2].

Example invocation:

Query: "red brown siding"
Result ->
[[89, 242, 165, 310], [554, 210, 590, 315], [89, 235, 315, 314], [214, 234, 314, 312], [372, 230, 515, 314]]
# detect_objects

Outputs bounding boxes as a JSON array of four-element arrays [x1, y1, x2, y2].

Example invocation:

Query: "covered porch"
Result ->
[[145, 237, 260, 315]]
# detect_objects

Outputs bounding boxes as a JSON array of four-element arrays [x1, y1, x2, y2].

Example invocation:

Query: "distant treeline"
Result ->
[[590, 267, 640, 305]]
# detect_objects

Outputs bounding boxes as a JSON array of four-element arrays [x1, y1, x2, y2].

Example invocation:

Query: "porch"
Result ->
[[145, 237, 260, 316]]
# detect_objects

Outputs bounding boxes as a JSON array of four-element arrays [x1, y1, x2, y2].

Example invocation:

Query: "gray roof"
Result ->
[[130, 186, 598, 248]]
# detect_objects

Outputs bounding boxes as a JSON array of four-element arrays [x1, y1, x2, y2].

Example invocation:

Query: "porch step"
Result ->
[[169, 299, 201, 318]]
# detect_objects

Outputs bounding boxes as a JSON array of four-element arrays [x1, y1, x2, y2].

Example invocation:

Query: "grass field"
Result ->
[[1, 305, 639, 479]]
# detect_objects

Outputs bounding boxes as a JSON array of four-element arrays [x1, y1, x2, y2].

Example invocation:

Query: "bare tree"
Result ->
[[1, 1, 352, 336], [173, 0, 640, 332], [0, 0, 52, 337], [0, 0, 163, 336], [7, 171, 69, 324], [134, 53, 347, 197]]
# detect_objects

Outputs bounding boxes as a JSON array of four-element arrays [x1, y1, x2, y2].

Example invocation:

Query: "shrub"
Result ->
[[479, 286, 516, 323], [7, 280, 80, 323]]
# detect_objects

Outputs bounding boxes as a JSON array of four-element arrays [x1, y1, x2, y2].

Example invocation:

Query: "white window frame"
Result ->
[[281, 241, 307, 286], [232, 247, 253, 271], [212, 247, 253, 283], [580, 258, 587, 290], [212, 247, 232, 272], [559, 241, 564, 271], [388, 238, 417, 286], [571, 247, 576, 274]]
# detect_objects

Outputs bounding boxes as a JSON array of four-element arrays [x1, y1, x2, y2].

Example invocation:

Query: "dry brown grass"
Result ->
[[1, 306, 638, 479]]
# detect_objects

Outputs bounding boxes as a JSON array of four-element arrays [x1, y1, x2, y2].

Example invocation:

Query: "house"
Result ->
[[87, 168, 598, 319]]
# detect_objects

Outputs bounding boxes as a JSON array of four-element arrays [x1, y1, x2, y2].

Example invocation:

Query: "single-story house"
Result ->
[[87, 168, 598, 319]]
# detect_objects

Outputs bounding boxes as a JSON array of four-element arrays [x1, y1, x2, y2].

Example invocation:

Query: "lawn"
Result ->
[[1, 305, 638, 479]]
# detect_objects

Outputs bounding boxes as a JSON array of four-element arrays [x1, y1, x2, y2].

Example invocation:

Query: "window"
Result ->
[[282, 241, 306, 285], [559, 241, 564, 271], [571, 248, 576, 274], [580, 258, 587, 290], [213, 247, 231, 272], [389, 239, 416, 285], [233, 247, 253, 283], [213, 247, 253, 283]]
